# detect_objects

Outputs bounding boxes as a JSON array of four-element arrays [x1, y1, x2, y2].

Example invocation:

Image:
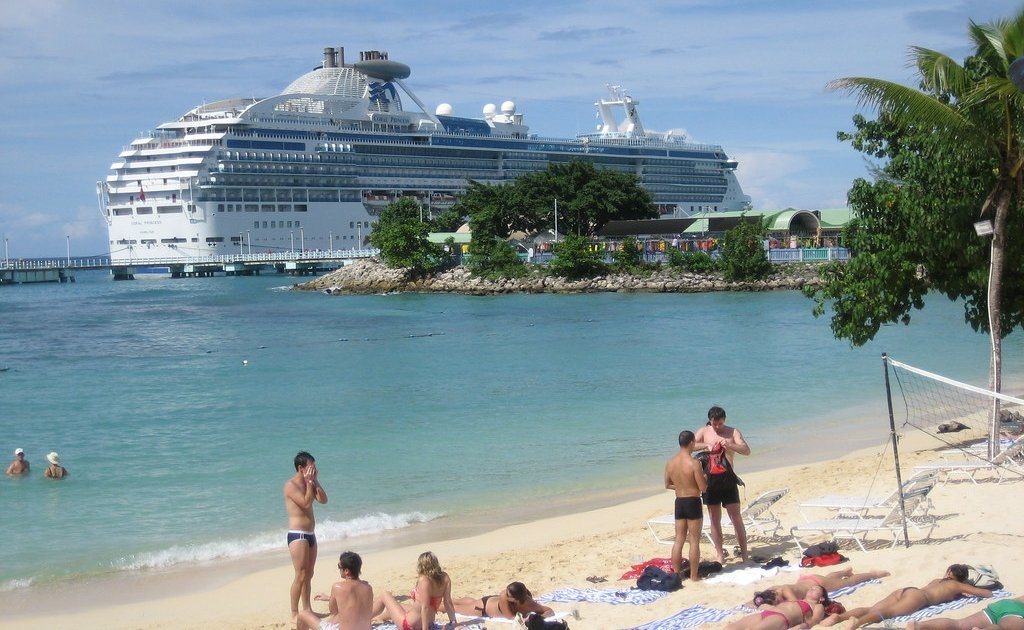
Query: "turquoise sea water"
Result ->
[[1, 270, 1021, 592]]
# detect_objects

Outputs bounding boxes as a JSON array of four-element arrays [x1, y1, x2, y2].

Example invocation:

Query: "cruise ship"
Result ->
[[98, 46, 751, 263]]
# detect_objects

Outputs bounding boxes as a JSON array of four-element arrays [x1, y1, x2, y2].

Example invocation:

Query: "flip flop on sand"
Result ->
[[586, 575, 607, 583]]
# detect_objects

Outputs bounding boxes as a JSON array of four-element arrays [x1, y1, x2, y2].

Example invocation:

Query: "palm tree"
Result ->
[[828, 10, 1024, 458]]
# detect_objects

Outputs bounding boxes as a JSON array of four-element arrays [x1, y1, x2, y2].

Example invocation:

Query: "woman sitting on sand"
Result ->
[[727, 583, 828, 630], [751, 567, 890, 607], [371, 551, 457, 630], [820, 564, 994, 630], [906, 594, 1024, 630], [452, 581, 554, 619]]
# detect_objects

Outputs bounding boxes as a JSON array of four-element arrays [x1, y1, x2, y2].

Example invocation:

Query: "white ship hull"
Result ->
[[99, 47, 751, 264]]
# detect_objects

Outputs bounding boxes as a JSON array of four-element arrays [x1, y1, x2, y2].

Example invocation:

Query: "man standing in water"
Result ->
[[285, 451, 329, 625], [694, 406, 751, 563], [664, 430, 707, 581], [6, 448, 29, 476]]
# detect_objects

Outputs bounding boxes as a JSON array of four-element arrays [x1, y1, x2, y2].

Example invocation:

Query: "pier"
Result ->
[[0, 249, 378, 284]]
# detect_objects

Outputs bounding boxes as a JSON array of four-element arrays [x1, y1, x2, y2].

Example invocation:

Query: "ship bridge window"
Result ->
[[205, 237, 224, 243], [294, 204, 307, 212], [279, 205, 292, 212], [137, 207, 153, 215], [244, 204, 259, 212], [141, 239, 157, 245], [157, 206, 183, 214], [114, 208, 133, 216], [161, 237, 187, 243], [261, 204, 275, 212]]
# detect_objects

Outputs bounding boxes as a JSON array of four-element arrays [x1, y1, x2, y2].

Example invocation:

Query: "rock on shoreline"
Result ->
[[293, 257, 825, 295]]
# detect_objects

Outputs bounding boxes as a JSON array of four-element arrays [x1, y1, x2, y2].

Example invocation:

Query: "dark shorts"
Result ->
[[287, 530, 317, 547], [674, 496, 703, 520], [702, 474, 740, 507]]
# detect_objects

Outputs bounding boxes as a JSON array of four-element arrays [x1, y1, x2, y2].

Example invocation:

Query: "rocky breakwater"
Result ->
[[294, 258, 825, 295]]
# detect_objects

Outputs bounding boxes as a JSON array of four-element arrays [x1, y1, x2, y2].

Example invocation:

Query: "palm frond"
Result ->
[[910, 47, 971, 96], [827, 77, 967, 127]]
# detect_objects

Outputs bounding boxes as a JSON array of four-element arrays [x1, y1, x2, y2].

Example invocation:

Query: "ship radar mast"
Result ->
[[595, 84, 645, 138]]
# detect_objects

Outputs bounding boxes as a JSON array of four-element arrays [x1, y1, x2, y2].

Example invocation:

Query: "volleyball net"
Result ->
[[884, 356, 1024, 457]]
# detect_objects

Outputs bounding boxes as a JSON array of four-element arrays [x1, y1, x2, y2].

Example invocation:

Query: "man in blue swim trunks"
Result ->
[[664, 430, 707, 581], [285, 451, 329, 626], [907, 594, 1024, 630]]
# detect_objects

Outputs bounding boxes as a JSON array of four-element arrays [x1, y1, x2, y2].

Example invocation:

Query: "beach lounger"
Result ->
[[790, 484, 936, 552], [798, 470, 937, 521], [646, 488, 789, 545], [914, 442, 1024, 485]]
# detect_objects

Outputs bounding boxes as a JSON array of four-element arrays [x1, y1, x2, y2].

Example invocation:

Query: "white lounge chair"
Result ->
[[646, 488, 789, 545], [798, 470, 937, 521], [913, 442, 1024, 485], [790, 484, 936, 552]]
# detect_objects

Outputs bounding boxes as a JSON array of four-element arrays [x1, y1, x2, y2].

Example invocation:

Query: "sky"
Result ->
[[0, 0, 1019, 258]]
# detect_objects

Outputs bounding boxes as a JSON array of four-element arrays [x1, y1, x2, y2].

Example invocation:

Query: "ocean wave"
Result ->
[[0, 577, 34, 592], [111, 510, 441, 572]]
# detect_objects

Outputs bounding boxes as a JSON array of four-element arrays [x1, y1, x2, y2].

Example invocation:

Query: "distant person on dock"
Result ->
[[6, 448, 29, 476], [371, 551, 457, 630], [285, 451, 329, 625], [298, 551, 373, 630], [694, 405, 751, 563], [664, 429, 707, 580], [43, 452, 68, 478]]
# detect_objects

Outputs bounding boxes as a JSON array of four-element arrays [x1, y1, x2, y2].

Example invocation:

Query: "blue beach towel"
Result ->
[[888, 589, 1013, 623], [537, 586, 672, 605], [831, 577, 883, 599], [625, 604, 740, 630]]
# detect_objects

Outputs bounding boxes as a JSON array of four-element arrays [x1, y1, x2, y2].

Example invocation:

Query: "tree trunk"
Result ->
[[987, 181, 1011, 459]]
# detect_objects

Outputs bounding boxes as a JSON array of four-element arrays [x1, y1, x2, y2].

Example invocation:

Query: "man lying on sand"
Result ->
[[820, 564, 994, 630], [906, 594, 1024, 630]]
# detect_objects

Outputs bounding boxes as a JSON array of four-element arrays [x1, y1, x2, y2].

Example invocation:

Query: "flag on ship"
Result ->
[[138, 181, 145, 202]]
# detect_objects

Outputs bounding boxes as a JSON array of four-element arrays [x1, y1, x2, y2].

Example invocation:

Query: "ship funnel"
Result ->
[[323, 47, 338, 68]]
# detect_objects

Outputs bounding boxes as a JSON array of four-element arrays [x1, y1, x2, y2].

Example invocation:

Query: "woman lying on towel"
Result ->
[[452, 581, 554, 619], [751, 567, 891, 607], [819, 564, 994, 630], [726, 583, 828, 630], [906, 594, 1024, 630]]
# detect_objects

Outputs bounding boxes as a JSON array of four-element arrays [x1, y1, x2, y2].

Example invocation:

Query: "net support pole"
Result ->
[[882, 353, 911, 548]]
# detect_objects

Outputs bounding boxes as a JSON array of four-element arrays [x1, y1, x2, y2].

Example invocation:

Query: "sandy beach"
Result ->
[[7, 426, 1020, 630]]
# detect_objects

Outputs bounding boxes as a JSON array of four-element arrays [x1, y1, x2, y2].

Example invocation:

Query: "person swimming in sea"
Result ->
[[819, 564, 994, 629]]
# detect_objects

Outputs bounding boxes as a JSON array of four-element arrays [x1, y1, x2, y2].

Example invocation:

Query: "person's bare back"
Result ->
[[298, 551, 372, 630], [664, 430, 707, 580], [665, 450, 704, 498]]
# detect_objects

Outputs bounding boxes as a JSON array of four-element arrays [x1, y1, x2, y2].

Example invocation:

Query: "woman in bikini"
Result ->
[[905, 594, 1024, 630], [371, 551, 457, 630], [452, 581, 554, 620], [751, 568, 891, 607], [726, 583, 828, 630], [820, 564, 994, 630]]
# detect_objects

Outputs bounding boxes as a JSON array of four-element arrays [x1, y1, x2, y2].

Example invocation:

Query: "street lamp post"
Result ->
[[3, 237, 8, 267], [246, 230, 251, 256], [66, 235, 71, 266], [329, 230, 333, 252], [357, 224, 362, 253], [300, 227, 304, 253], [290, 231, 295, 254], [239, 233, 244, 256]]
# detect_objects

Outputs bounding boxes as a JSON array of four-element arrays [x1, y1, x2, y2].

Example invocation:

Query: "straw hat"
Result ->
[[47, 452, 60, 465]]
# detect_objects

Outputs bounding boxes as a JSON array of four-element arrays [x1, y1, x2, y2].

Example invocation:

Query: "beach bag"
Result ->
[[525, 613, 570, 630], [636, 565, 682, 592], [802, 541, 839, 557], [967, 565, 1002, 590], [800, 552, 845, 567]]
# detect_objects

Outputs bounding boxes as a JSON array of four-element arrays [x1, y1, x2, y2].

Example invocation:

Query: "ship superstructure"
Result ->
[[98, 47, 750, 263]]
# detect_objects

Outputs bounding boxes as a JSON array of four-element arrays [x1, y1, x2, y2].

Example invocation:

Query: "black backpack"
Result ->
[[526, 613, 570, 630], [636, 565, 683, 592]]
